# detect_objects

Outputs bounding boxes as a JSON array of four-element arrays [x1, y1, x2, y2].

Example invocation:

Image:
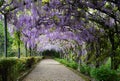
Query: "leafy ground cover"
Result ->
[[55, 58, 120, 81]]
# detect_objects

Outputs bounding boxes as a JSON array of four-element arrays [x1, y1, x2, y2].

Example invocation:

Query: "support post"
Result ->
[[25, 43, 27, 57], [18, 32, 20, 58], [29, 47, 31, 56], [4, 14, 7, 57]]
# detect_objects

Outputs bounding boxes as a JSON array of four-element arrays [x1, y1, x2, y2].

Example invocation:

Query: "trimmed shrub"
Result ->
[[0, 56, 43, 81], [0, 58, 17, 81]]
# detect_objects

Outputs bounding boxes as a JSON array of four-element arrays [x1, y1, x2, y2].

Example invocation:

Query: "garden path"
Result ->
[[23, 59, 85, 81]]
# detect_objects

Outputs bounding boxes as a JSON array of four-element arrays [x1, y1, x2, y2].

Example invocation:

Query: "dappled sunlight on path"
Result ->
[[23, 59, 85, 81]]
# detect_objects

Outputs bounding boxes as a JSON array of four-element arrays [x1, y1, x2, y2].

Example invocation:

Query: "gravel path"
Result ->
[[23, 59, 85, 81]]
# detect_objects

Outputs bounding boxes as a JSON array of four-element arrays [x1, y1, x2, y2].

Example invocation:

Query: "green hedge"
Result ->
[[0, 57, 43, 81], [0, 58, 17, 81]]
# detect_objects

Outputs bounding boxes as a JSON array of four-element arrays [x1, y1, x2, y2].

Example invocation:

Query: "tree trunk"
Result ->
[[18, 32, 20, 58], [25, 43, 27, 57], [95, 38, 100, 68], [29, 47, 31, 56], [109, 31, 117, 70], [4, 14, 7, 57]]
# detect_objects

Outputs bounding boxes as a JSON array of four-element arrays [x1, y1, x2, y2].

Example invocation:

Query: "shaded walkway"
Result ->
[[23, 59, 85, 81]]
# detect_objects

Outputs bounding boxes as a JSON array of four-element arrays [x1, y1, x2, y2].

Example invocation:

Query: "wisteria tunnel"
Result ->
[[0, 0, 120, 81]]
